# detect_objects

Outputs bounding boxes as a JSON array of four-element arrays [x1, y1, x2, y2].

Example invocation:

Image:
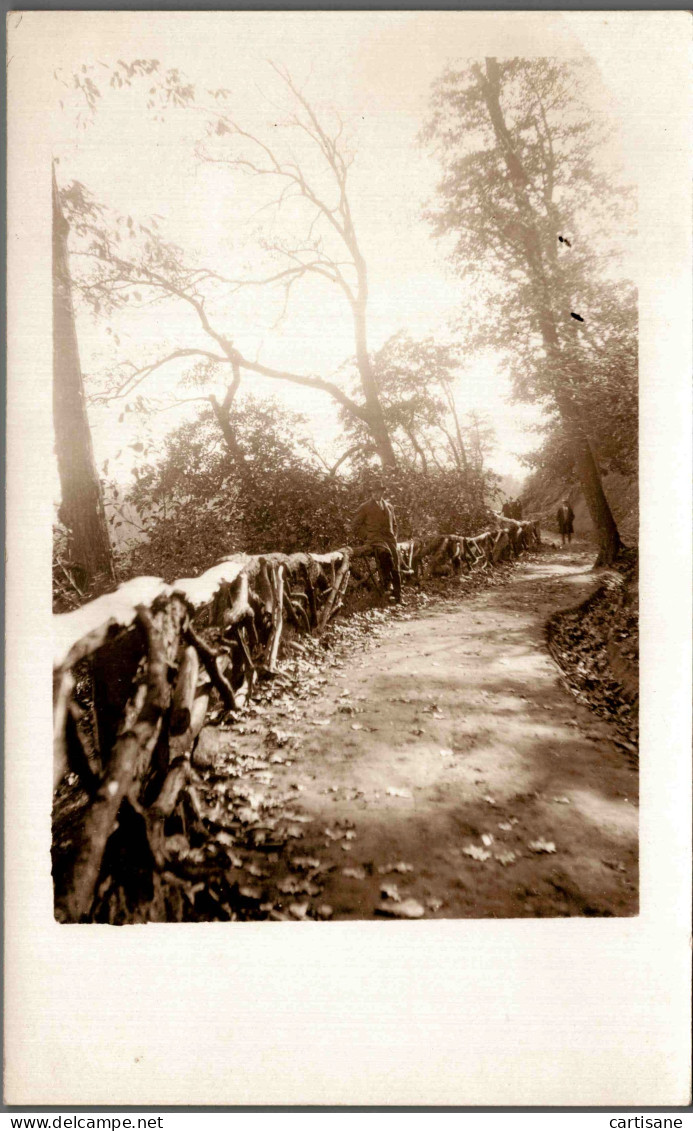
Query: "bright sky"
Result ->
[[40, 12, 639, 485]]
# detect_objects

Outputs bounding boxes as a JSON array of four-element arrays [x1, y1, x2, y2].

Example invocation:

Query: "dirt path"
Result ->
[[195, 547, 638, 920]]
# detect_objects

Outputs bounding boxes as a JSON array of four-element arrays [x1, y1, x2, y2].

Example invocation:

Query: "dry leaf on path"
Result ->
[[462, 844, 492, 862], [342, 866, 366, 880], [267, 729, 297, 747], [238, 885, 262, 900], [376, 898, 425, 919], [380, 883, 401, 901], [529, 839, 557, 854], [290, 857, 321, 872]]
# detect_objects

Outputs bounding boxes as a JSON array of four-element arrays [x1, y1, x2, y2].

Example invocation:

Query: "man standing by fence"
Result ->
[[557, 499, 575, 546], [351, 495, 402, 603]]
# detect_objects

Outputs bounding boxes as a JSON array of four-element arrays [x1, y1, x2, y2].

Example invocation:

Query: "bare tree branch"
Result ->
[[90, 348, 230, 403]]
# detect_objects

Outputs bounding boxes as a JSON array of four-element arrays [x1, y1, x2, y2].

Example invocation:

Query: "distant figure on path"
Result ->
[[352, 495, 402, 602], [502, 498, 523, 520], [557, 500, 575, 546]]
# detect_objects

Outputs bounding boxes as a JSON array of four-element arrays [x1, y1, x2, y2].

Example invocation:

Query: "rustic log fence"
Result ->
[[52, 516, 541, 922]]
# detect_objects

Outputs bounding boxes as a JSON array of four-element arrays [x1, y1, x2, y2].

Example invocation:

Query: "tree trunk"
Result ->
[[568, 426, 623, 565], [562, 403, 622, 566], [209, 394, 247, 472], [404, 427, 429, 474], [479, 60, 624, 566], [52, 164, 115, 587], [442, 383, 470, 477], [351, 287, 397, 468]]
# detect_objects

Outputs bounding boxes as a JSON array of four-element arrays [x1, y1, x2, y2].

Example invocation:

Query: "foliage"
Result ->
[[423, 57, 636, 415], [54, 58, 190, 129], [338, 331, 499, 486], [110, 394, 495, 584], [547, 567, 639, 751], [522, 280, 638, 499], [422, 57, 636, 560]]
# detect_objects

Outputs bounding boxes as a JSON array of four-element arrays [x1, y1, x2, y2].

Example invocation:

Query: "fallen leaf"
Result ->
[[529, 839, 557, 854], [381, 883, 401, 901], [462, 844, 491, 862], [482, 795, 496, 806], [342, 866, 366, 880], [290, 857, 321, 871], [277, 877, 302, 894], [267, 728, 297, 747], [378, 862, 415, 875], [376, 898, 425, 919], [164, 834, 189, 858], [481, 834, 494, 847], [288, 901, 309, 920], [238, 885, 262, 900], [495, 852, 517, 866]]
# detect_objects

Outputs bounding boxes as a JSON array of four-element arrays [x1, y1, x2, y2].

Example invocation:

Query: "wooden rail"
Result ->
[[52, 518, 540, 922]]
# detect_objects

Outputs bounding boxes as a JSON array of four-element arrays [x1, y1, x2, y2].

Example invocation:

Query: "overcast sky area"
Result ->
[[42, 12, 640, 488]]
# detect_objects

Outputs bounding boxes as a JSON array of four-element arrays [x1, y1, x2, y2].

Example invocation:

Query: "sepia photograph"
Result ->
[[5, 8, 692, 1109], [44, 15, 644, 926]]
